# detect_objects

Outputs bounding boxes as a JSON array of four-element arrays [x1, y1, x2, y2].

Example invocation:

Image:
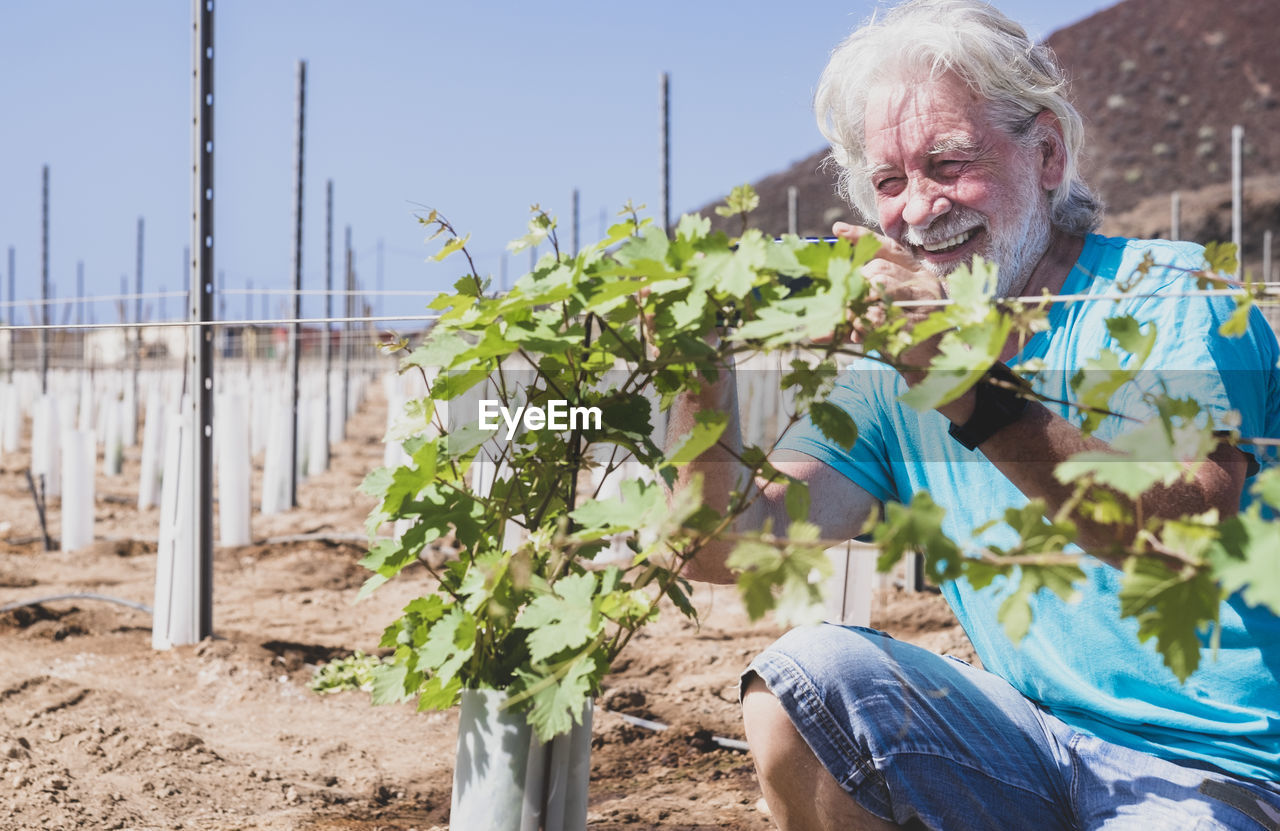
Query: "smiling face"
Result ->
[[863, 73, 1058, 297]]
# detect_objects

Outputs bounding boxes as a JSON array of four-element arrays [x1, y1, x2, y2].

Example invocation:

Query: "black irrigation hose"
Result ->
[[0, 592, 153, 615], [609, 710, 751, 752], [259, 532, 374, 545]]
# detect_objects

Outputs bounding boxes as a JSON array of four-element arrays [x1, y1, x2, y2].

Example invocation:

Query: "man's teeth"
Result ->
[[921, 228, 977, 253]]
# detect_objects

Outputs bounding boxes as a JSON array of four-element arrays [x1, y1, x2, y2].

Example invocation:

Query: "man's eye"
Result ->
[[874, 177, 904, 195], [936, 160, 968, 176]]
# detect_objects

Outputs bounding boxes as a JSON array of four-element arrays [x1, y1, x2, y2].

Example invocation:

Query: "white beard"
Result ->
[[903, 192, 1053, 299]]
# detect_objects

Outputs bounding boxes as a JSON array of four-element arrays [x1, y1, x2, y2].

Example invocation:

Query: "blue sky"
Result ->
[[0, 1, 1115, 325]]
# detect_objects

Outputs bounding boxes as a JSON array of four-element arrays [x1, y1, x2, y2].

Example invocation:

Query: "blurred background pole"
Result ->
[[6, 247, 13, 381], [571, 188, 580, 256], [134, 217, 144, 417], [189, 0, 215, 640], [76, 261, 84, 328], [288, 59, 306, 507], [1232, 125, 1243, 282], [376, 238, 384, 319], [40, 165, 50, 394], [3, 247, 9, 328], [217, 270, 226, 355], [323, 179, 333, 457], [659, 72, 671, 236], [1264, 230, 1273, 285]]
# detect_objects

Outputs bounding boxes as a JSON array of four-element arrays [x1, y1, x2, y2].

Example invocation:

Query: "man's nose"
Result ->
[[901, 179, 952, 230]]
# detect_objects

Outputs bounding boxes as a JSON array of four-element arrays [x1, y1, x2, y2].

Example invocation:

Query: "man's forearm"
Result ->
[[947, 396, 1247, 565], [665, 358, 752, 583]]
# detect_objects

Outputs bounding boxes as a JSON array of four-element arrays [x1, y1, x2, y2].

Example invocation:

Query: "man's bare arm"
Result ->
[[946, 396, 1250, 565], [833, 221, 1249, 565], [666, 358, 878, 584]]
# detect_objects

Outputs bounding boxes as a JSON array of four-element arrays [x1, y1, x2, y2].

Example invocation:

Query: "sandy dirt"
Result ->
[[0, 379, 973, 830]]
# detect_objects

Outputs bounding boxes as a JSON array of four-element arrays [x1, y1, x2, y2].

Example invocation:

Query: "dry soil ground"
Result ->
[[0, 378, 972, 830]]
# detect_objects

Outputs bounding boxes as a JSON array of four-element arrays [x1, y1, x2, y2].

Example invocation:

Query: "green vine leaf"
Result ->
[[1211, 507, 1280, 614], [1118, 558, 1224, 682], [514, 573, 602, 663], [369, 662, 412, 706], [872, 491, 963, 583], [1219, 294, 1254, 338], [517, 653, 599, 742], [714, 183, 760, 218], [784, 479, 811, 522], [417, 606, 478, 684], [808, 401, 858, 451], [666, 411, 729, 465], [727, 522, 830, 625], [1203, 241, 1238, 276]]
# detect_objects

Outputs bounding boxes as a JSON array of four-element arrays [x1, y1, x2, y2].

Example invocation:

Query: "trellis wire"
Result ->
[[3, 281, 1279, 323]]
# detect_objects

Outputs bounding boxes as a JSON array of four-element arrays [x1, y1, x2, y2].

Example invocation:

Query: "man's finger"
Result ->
[[831, 221, 916, 267]]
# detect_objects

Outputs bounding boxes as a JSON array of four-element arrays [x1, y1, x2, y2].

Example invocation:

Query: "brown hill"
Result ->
[[699, 0, 1279, 270]]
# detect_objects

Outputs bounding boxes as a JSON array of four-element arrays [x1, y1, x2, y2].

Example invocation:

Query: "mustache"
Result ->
[[900, 207, 986, 247]]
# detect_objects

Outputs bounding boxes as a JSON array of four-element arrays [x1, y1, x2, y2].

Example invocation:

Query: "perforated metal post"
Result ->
[[40, 165, 49, 393], [323, 179, 333, 456], [342, 225, 352, 439], [134, 217, 144, 418], [288, 59, 306, 508], [190, 0, 215, 640]]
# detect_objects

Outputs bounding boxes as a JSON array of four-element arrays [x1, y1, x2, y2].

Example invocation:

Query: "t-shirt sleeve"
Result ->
[[775, 357, 898, 505]]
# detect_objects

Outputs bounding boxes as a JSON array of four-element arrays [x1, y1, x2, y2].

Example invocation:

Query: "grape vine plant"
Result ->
[[357, 186, 1280, 740]]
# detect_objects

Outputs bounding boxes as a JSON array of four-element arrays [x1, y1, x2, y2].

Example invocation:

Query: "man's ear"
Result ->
[[1033, 109, 1067, 191]]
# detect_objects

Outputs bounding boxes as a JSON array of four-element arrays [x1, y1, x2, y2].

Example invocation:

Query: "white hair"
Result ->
[[814, 0, 1102, 235]]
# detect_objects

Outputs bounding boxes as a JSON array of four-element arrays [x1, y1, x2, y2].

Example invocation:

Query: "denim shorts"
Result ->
[[743, 624, 1280, 830]]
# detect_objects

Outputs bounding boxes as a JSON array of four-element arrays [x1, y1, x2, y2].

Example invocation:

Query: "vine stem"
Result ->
[[499, 631, 608, 713]]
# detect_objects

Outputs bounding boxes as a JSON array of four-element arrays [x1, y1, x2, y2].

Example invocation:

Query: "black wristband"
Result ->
[[947, 362, 1030, 451]]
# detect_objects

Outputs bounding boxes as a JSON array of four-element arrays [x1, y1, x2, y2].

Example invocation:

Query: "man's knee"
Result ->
[[741, 673, 819, 818], [741, 672, 798, 769], [741, 672, 902, 831], [750, 624, 899, 708]]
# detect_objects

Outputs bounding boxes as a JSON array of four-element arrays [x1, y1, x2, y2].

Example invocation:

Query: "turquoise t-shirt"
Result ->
[[779, 234, 1280, 781]]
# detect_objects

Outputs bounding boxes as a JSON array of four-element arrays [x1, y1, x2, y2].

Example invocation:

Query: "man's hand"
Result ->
[[832, 221, 946, 312], [830, 221, 975, 420]]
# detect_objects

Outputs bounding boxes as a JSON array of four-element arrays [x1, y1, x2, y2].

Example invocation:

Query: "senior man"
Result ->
[[669, 1, 1280, 828]]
